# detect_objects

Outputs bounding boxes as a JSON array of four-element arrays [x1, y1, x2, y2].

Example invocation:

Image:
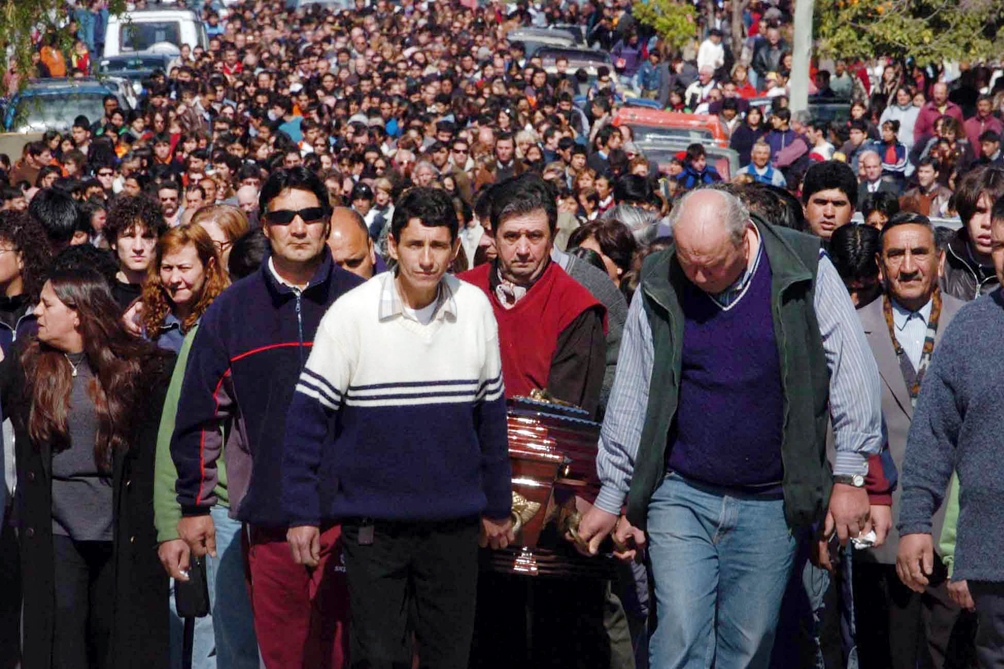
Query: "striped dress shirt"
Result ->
[[594, 253, 884, 516]]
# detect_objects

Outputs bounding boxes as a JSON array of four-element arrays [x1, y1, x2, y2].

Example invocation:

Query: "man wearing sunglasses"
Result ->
[[171, 167, 363, 669]]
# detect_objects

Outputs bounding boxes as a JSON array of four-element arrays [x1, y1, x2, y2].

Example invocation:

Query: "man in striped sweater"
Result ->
[[282, 187, 513, 669]]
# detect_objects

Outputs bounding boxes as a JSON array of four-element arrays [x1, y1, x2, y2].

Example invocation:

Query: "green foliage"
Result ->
[[0, 0, 127, 94], [632, 0, 698, 53], [816, 0, 1004, 62]]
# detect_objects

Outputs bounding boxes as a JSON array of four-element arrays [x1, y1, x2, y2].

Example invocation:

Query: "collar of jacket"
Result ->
[[945, 226, 994, 274], [261, 249, 335, 304], [641, 214, 814, 315]]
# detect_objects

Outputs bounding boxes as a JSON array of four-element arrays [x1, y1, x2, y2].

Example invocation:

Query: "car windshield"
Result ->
[[629, 124, 714, 144], [16, 93, 108, 132], [100, 56, 168, 73], [120, 21, 180, 52], [537, 49, 611, 69]]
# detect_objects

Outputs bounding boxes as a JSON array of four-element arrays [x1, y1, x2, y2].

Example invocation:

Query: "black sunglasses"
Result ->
[[264, 207, 326, 225]]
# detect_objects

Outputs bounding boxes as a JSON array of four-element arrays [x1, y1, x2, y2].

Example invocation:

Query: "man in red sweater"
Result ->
[[459, 174, 610, 668], [460, 174, 606, 417], [913, 82, 965, 145]]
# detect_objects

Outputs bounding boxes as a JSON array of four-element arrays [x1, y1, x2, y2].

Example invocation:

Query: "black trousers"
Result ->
[[969, 581, 1004, 669], [341, 516, 480, 669], [52, 535, 114, 669], [0, 521, 20, 669], [470, 571, 610, 669], [854, 558, 978, 669]]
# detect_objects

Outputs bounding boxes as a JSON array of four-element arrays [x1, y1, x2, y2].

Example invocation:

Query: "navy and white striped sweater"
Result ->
[[281, 273, 512, 526]]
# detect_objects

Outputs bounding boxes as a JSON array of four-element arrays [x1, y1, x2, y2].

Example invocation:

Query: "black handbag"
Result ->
[[174, 554, 210, 618]]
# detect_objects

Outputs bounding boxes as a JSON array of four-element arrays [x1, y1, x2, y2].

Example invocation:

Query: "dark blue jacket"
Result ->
[[171, 252, 363, 528], [0, 301, 35, 527], [0, 306, 37, 360], [676, 164, 723, 190]]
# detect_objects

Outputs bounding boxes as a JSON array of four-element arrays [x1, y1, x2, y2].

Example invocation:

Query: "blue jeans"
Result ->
[[647, 473, 798, 669], [802, 546, 858, 669], [169, 506, 259, 669]]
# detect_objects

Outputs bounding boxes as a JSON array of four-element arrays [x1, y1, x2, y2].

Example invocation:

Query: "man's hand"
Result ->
[[812, 514, 836, 572], [948, 579, 976, 611], [870, 505, 893, 548], [573, 506, 619, 557], [828, 483, 871, 545], [122, 299, 144, 336], [158, 539, 192, 581], [287, 525, 321, 568], [612, 515, 646, 562], [896, 533, 934, 593], [178, 515, 217, 558], [479, 516, 515, 550]]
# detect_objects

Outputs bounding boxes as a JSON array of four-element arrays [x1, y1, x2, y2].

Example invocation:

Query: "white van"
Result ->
[[104, 9, 209, 58]]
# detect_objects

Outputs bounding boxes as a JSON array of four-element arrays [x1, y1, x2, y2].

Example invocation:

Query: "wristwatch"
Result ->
[[834, 474, 865, 488]]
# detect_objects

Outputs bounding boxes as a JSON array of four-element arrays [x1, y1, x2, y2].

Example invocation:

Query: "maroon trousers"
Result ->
[[245, 525, 350, 669]]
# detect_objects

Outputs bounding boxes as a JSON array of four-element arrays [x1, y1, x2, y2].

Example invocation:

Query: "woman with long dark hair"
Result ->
[[1, 267, 173, 669], [730, 105, 767, 167]]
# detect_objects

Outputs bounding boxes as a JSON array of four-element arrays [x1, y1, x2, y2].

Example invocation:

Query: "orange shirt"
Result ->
[[40, 47, 67, 77]]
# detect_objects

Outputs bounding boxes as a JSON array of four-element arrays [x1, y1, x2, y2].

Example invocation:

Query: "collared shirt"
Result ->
[[593, 251, 883, 515], [711, 239, 763, 309], [891, 297, 933, 371], [377, 271, 457, 325], [268, 257, 308, 291], [155, 312, 188, 354]]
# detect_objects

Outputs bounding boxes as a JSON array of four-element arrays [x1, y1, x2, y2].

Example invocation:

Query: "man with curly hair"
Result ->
[[104, 195, 168, 310]]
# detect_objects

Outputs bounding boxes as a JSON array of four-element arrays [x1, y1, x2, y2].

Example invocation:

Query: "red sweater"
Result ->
[[461, 262, 602, 400]]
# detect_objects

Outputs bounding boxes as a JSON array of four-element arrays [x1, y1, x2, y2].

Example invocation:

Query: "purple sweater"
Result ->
[[667, 252, 785, 490]]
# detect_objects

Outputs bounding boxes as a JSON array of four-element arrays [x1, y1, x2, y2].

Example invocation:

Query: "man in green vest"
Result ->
[[578, 188, 883, 668]]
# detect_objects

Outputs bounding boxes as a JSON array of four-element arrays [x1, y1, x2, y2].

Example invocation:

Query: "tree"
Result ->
[[815, 0, 1004, 63], [632, 0, 698, 54], [1, 0, 127, 93]]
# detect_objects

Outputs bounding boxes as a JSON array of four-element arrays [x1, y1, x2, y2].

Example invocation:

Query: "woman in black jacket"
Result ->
[[730, 105, 767, 167], [0, 266, 174, 669]]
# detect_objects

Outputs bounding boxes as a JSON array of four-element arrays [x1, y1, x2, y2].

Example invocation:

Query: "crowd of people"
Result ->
[[2, 0, 1004, 668]]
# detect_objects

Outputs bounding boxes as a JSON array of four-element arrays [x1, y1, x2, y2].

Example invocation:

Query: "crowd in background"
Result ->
[[2, 0, 1004, 668]]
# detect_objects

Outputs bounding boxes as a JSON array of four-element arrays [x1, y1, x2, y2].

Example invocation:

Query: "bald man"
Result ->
[[237, 185, 258, 215], [327, 206, 378, 280], [578, 189, 883, 668]]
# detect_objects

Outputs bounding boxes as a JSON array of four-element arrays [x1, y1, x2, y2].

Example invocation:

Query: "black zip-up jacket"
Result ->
[[942, 228, 1000, 302], [171, 252, 363, 528]]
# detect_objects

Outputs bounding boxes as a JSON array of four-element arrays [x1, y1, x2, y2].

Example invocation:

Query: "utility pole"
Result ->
[[789, 0, 814, 113]]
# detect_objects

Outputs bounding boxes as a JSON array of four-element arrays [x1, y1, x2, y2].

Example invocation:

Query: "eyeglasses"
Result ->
[[264, 207, 326, 225], [98, 171, 114, 177], [453, 147, 469, 154]]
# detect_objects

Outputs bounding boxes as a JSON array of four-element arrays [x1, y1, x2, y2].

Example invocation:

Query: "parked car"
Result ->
[[612, 108, 730, 148], [104, 9, 207, 57], [507, 28, 578, 56], [98, 52, 175, 79], [635, 140, 741, 181], [97, 52, 174, 105], [535, 46, 613, 70], [1, 78, 129, 133]]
